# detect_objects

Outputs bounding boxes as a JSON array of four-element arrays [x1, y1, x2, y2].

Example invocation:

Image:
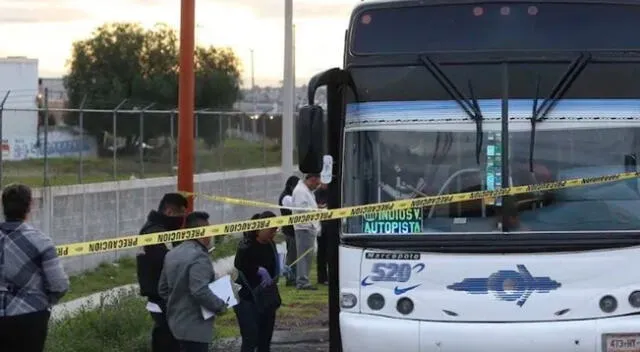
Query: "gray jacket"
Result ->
[[158, 240, 227, 343]]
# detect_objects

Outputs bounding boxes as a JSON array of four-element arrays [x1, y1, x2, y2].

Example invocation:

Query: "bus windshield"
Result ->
[[343, 125, 640, 235], [351, 2, 640, 54]]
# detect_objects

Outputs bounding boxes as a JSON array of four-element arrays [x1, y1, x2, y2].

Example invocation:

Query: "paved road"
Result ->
[[213, 328, 329, 352]]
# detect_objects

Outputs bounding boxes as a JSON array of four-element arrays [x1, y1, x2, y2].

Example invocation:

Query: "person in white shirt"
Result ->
[[290, 173, 322, 290]]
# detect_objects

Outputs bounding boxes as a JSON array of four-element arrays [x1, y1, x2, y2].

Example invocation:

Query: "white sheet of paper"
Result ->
[[145, 302, 162, 313], [201, 275, 238, 320]]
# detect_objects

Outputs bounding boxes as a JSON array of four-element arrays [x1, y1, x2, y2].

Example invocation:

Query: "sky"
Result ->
[[0, 0, 359, 87]]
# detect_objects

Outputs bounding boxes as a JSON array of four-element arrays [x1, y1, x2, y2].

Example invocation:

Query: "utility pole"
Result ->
[[293, 24, 297, 110], [178, 0, 196, 211], [282, 0, 294, 180], [251, 48, 257, 113]]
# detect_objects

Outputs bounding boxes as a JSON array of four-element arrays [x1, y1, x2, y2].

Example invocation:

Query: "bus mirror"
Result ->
[[297, 104, 324, 173]]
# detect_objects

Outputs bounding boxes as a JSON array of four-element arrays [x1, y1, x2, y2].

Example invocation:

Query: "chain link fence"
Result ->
[[0, 96, 298, 273]]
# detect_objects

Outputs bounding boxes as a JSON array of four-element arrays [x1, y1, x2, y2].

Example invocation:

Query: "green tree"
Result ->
[[64, 22, 242, 151]]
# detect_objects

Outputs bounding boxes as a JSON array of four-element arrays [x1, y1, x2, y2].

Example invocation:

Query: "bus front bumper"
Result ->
[[340, 312, 640, 352]]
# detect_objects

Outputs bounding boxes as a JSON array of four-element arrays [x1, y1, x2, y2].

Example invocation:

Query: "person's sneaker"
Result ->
[[297, 285, 318, 291]]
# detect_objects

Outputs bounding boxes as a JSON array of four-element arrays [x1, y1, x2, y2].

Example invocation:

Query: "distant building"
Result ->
[[38, 78, 67, 125], [236, 85, 327, 115]]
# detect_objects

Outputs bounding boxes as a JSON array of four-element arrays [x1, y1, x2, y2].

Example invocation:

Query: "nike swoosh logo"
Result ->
[[394, 284, 421, 295], [361, 276, 373, 286]]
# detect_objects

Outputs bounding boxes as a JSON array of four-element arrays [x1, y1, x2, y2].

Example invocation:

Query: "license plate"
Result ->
[[604, 334, 640, 352]]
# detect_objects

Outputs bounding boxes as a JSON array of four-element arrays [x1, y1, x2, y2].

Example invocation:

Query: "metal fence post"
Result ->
[[43, 88, 49, 187], [139, 103, 155, 178], [170, 109, 176, 175], [77, 95, 87, 184], [218, 114, 225, 223], [262, 115, 268, 197], [112, 99, 127, 246], [112, 99, 127, 181], [0, 91, 9, 188], [194, 110, 200, 174]]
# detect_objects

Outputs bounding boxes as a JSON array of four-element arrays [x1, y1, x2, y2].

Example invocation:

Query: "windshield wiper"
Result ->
[[419, 55, 483, 165], [529, 53, 591, 172]]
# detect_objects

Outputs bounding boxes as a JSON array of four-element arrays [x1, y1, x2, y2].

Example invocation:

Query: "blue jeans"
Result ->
[[234, 299, 277, 352]]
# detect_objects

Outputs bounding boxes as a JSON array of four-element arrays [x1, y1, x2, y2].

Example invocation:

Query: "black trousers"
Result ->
[[317, 230, 328, 283], [234, 299, 277, 352], [179, 340, 209, 352], [0, 310, 50, 352], [150, 312, 181, 352]]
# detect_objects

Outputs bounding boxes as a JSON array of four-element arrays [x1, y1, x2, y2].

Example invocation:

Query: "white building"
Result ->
[[0, 57, 39, 141]]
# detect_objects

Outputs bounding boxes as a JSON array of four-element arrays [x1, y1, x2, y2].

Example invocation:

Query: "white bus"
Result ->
[[297, 0, 640, 351]]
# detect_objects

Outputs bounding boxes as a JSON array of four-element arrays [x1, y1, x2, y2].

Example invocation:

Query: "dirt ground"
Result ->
[[213, 304, 329, 352]]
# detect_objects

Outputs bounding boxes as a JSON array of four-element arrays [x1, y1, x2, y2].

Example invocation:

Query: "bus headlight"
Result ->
[[397, 297, 414, 315], [628, 291, 640, 308], [599, 295, 618, 313], [367, 293, 385, 310], [340, 293, 357, 309]]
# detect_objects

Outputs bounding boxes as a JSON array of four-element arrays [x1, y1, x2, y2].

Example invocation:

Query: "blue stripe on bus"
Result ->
[[345, 99, 640, 121]]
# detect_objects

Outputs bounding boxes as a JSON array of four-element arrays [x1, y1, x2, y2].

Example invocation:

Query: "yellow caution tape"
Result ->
[[179, 191, 321, 212], [288, 246, 315, 267], [55, 171, 640, 258]]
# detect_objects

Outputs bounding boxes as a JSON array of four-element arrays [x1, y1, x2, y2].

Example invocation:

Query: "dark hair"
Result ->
[[243, 211, 277, 239], [243, 213, 263, 239], [305, 173, 320, 179], [259, 211, 277, 219], [158, 193, 188, 212], [185, 211, 209, 228], [2, 183, 32, 221], [284, 175, 299, 193]]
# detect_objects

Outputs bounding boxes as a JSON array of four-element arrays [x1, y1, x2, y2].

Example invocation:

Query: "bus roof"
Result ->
[[353, 0, 640, 10]]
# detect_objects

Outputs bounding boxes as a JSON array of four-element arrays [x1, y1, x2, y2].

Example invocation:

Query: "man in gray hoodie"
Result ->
[[158, 211, 228, 352]]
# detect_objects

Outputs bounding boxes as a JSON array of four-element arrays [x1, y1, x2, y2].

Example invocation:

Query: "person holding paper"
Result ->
[[234, 211, 282, 352], [158, 211, 228, 352]]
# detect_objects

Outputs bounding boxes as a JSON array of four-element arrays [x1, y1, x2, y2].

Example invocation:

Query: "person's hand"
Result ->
[[281, 265, 291, 276], [257, 266, 273, 287]]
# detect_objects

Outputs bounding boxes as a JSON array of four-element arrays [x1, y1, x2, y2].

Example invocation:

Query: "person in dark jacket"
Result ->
[[278, 175, 299, 286], [136, 193, 188, 352], [0, 183, 69, 352], [234, 211, 281, 352], [314, 183, 329, 285]]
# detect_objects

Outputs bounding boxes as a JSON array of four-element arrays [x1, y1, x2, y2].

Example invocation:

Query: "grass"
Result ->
[[215, 260, 328, 339], [47, 250, 328, 352], [61, 257, 138, 303], [46, 291, 152, 352], [2, 137, 283, 187]]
